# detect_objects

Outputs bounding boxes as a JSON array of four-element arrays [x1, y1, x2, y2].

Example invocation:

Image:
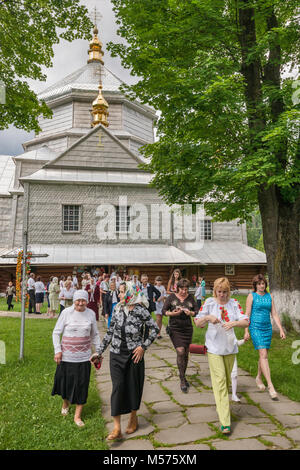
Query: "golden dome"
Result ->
[[88, 25, 104, 64], [91, 83, 109, 127]]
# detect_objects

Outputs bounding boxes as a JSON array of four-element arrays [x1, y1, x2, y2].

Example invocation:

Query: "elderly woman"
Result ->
[[52, 290, 101, 427], [162, 278, 197, 393], [194, 277, 249, 435], [245, 274, 285, 400], [49, 277, 60, 318], [91, 282, 159, 441]]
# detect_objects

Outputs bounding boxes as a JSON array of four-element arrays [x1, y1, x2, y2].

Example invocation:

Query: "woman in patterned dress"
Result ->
[[90, 282, 159, 441], [245, 274, 286, 400]]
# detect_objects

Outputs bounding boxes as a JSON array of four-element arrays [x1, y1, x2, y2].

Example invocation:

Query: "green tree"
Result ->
[[108, 0, 300, 324], [0, 0, 93, 132], [247, 209, 263, 248]]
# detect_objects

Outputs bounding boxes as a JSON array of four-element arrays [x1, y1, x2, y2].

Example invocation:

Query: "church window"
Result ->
[[63, 205, 81, 232], [116, 205, 131, 233], [200, 220, 212, 240]]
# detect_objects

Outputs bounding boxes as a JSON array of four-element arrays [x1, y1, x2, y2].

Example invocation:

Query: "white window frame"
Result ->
[[200, 220, 212, 240], [62, 205, 81, 233], [115, 205, 131, 234]]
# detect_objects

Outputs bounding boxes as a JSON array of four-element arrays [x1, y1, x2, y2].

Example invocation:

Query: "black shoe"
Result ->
[[185, 379, 190, 388], [157, 335, 162, 339], [180, 381, 188, 393]]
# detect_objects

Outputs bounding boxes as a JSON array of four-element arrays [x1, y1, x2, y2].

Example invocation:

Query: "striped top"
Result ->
[[52, 306, 101, 363]]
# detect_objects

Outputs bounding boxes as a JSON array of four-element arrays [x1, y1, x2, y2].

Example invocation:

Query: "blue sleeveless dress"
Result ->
[[249, 292, 272, 350]]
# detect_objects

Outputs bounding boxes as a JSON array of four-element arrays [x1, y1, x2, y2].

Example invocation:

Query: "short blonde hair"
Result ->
[[213, 277, 231, 299]]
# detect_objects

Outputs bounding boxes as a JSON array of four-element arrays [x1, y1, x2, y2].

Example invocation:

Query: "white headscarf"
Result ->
[[73, 289, 89, 303]]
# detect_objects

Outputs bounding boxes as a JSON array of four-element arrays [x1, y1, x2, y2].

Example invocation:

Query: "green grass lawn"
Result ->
[[0, 317, 109, 450], [0, 296, 49, 314], [162, 295, 300, 403]]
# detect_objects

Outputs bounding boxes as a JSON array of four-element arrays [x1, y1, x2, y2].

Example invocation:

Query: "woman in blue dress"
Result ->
[[245, 274, 285, 400]]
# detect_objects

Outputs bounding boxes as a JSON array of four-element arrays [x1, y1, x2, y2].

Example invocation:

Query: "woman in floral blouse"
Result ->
[[194, 277, 249, 435], [91, 281, 159, 441]]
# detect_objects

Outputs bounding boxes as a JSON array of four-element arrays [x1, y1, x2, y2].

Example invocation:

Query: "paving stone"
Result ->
[[197, 376, 212, 388], [152, 412, 187, 428], [145, 359, 170, 368], [142, 383, 170, 403], [261, 435, 293, 449], [174, 391, 216, 406], [155, 423, 214, 445], [186, 406, 218, 423], [230, 404, 266, 419], [275, 414, 300, 428], [285, 428, 300, 443], [230, 422, 268, 438], [101, 405, 113, 422], [146, 369, 173, 381], [247, 391, 296, 404], [253, 422, 280, 433], [259, 401, 300, 415], [109, 439, 154, 450], [212, 438, 267, 450], [151, 401, 183, 414]]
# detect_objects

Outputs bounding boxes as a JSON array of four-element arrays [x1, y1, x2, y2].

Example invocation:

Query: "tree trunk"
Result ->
[[258, 186, 300, 330], [238, 2, 300, 330]]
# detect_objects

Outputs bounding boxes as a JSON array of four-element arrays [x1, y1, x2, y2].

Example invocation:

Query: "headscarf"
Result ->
[[118, 281, 149, 316], [73, 289, 89, 303]]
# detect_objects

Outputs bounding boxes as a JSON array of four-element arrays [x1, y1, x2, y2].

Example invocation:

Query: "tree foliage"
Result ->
[[108, 0, 300, 223], [0, 0, 93, 132]]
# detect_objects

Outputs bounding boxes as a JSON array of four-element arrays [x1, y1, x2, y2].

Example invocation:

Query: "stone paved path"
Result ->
[[96, 319, 300, 451], [2, 311, 299, 450]]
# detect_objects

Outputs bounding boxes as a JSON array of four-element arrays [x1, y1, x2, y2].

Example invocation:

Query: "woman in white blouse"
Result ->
[[52, 290, 101, 427], [194, 277, 249, 435]]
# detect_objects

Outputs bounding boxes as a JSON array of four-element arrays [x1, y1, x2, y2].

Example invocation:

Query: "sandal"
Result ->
[[61, 407, 69, 416], [107, 429, 123, 441], [255, 377, 266, 391], [221, 426, 231, 434], [268, 386, 278, 400], [74, 419, 85, 427]]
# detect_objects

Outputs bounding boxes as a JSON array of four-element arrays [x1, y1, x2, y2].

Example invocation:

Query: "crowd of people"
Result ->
[[4, 268, 286, 436]]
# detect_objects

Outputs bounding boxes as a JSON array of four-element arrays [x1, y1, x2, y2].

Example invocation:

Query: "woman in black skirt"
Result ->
[[162, 278, 197, 393], [90, 281, 159, 441], [52, 290, 101, 427]]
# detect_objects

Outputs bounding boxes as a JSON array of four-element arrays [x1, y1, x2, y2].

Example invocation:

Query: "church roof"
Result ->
[[0, 244, 201, 266], [14, 145, 58, 161], [0, 155, 15, 195], [38, 63, 124, 102], [180, 241, 266, 265]]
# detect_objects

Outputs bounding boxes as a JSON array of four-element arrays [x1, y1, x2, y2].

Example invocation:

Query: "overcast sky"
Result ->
[[0, 0, 136, 156]]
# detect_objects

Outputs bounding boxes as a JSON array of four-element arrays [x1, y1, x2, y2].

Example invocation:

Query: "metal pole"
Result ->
[[19, 182, 30, 361], [19, 231, 27, 361]]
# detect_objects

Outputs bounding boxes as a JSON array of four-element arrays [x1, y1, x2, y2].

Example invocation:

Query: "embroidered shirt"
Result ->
[[195, 297, 248, 355], [52, 306, 101, 363]]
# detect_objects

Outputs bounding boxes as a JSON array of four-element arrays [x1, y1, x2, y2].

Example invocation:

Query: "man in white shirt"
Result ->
[[27, 273, 36, 314]]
